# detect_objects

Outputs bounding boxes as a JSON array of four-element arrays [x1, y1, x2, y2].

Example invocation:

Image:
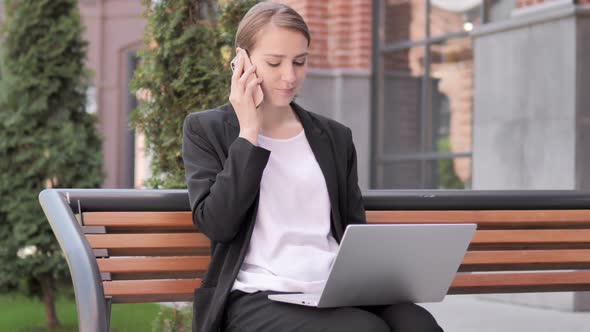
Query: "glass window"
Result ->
[[430, 0, 483, 37], [430, 38, 473, 156], [373, 0, 478, 189], [381, 47, 425, 155], [436, 157, 471, 189], [380, 157, 471, 189], [383, 0, 426, 44]]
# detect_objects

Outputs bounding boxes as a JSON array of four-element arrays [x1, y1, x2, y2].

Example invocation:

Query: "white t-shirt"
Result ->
[[231, 129, 339, 294]]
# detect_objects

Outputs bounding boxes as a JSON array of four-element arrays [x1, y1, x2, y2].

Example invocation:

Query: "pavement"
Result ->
[[421, 295, 590, 332]]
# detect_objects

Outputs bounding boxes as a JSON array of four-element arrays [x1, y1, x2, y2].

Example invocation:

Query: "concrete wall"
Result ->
[[576, 10, 590, 191], [297, 69, 371, 190], [472, 2, 590, 311], [574, 8, 590, 312], [473, 8, 577, 190]]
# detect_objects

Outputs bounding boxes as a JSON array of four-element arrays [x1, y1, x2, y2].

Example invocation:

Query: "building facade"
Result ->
[[79, 0, 146, 188], [78, 0, 589, 192]]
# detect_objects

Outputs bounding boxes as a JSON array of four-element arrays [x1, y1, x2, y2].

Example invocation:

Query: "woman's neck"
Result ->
[[257, 102, 304, 139], [259, 103, 297, 131]]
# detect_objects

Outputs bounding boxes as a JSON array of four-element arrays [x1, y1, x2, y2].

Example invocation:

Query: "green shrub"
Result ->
[[151, 303, 192, 332], [436, 137, 465, 189], [130, 0, 259, 189], [0, 0, 103, 329]]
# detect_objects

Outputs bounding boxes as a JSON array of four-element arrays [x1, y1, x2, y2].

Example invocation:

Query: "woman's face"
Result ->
[[247, 24, 309, 108]]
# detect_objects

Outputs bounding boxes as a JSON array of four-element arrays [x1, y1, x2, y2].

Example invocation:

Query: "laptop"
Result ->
[[268, 223, 476, 308]]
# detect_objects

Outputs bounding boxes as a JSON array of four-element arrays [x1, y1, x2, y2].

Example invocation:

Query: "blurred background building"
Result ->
[[79, 0, 146, 189], [76, 0, 589, 311], [78, 0, 590, 194]]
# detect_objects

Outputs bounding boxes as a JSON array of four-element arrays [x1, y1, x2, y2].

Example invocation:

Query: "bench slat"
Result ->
[[460, 250, 590, 271], [95, 250, 590, 275], [103, 271, 590, 303], [102, 248, 210, 256], [95, 250, 590, 276], [103, 279, 201, 303], [97, 256, 210, 273], [84, 211, 192, 227], [86, 233, 210, 249], [84, 210, 590, 228], [110, 294, 194, 303], [470, 230, 590, 249], [367, 210, 590, 229], [107, 271, 203, 281], [84, 210, 590, 229], [450, 271, 590, 294]]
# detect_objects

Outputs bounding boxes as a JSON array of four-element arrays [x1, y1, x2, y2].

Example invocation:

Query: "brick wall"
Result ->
[[516, 0, 587, 8], [274, 0, 371, 69], [516, 0, 550, 7]]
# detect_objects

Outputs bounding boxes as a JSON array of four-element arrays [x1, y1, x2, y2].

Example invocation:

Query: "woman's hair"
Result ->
[[234, 2, 311, 52]]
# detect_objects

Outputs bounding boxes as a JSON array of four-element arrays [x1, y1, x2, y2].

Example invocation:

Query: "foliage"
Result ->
[[130, 0, 260, 189], [151, 303, 192, 332], [436, 137, 465, 189], [0, 0, 103, 328]]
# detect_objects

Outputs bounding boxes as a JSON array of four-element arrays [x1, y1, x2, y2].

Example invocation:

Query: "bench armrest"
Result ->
[[39, 189, 108, 332]]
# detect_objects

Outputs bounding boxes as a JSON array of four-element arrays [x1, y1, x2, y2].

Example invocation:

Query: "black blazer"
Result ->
[[182, 102, 366, 332]]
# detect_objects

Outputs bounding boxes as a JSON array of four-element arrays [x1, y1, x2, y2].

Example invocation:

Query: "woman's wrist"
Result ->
[[239, 129, 259, 146]]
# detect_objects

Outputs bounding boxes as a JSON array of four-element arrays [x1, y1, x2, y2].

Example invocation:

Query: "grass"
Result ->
[[0, 293, 162, 332]]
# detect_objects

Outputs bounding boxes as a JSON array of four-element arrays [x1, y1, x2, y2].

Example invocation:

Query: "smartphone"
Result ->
[[231, 48, 264, 108]]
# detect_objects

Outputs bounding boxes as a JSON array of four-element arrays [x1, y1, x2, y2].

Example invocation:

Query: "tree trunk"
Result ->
[[40, 274, 60, 330]]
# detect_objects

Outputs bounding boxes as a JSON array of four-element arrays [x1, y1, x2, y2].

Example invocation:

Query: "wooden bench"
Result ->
[[39, 189, 590, 332]]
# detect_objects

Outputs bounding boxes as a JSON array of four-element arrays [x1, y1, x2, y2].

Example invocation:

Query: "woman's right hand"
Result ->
[[229, 49, 264, 145]]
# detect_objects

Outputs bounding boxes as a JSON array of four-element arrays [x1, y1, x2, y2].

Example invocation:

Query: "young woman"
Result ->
[[182, 2, 443, 332]]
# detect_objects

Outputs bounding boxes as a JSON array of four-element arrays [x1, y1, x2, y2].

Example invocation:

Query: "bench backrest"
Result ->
[[83, 211, 203, 303], [83, 207, 590, 304], [41, 189, 590, 332], [369, 209, 590, 294]]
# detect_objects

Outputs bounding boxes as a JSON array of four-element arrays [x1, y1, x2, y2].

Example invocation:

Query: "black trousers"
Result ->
[[223, 290, 444, 332]]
